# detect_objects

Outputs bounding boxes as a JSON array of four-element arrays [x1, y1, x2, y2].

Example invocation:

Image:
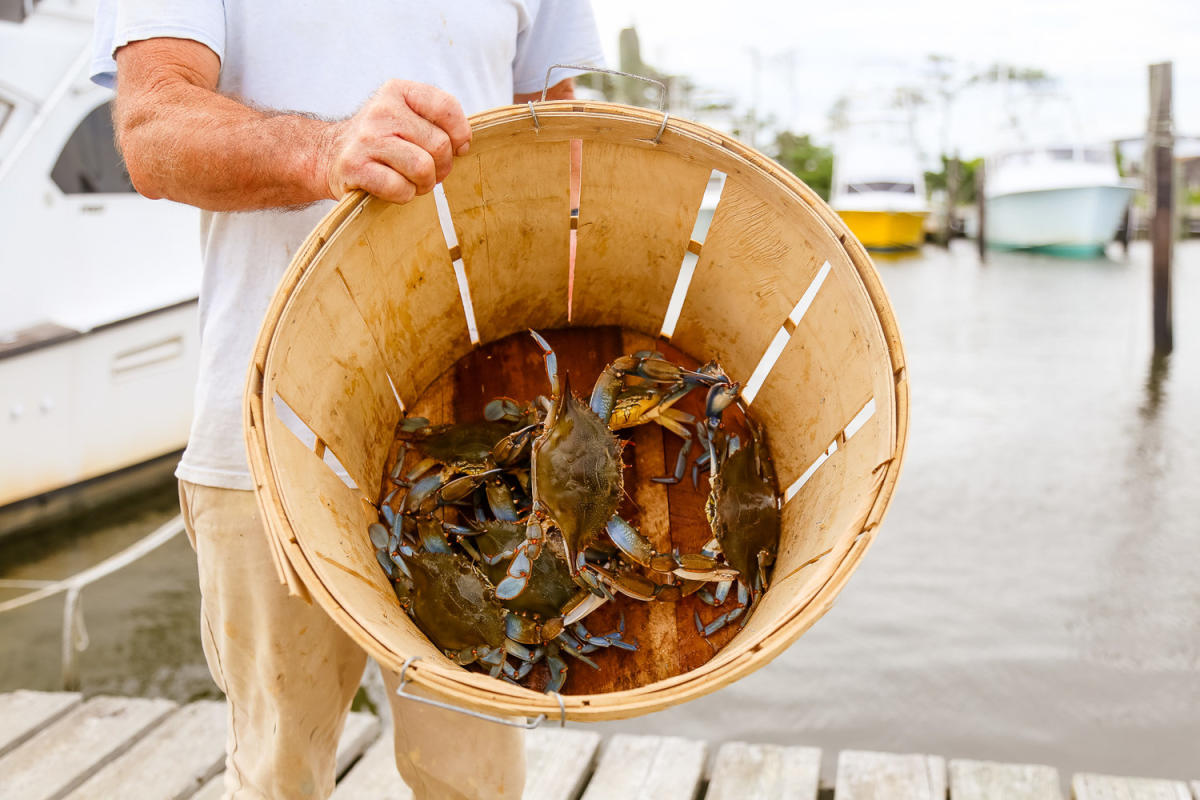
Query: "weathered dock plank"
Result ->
[[706, 741, 822, 800], [0, 691, 82, 759], [0, 695, 176, 800], [836, 749, 947, 800], [950, 758, 1064, 800], [1072, 773, 1192, 799], [525, 728, 603, 800], [329, 733, 410, 800], [579, 733, 706, 800], [66, 700, 226, 800], [191, 710, 379, 800], [330, 726, 601, 800]]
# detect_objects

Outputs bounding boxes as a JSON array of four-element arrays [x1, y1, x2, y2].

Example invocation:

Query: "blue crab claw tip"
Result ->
[[494, 576, 527, 600]]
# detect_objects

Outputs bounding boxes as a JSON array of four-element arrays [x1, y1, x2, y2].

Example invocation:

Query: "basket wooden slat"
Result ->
[[571, 142, 712, 331], [245, 101, 910, 721], [264, 404, 452, 669], [671, 177, 841, 386], [332, 195, 473, 406], [442, 141, 573, 343], [271, 264, 401, 495]]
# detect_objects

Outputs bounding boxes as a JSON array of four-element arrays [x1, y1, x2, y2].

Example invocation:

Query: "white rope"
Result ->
[[0, 514, 186, 615]]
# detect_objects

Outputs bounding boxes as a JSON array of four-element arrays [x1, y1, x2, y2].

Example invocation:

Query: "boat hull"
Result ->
[[837, 210, 927, 251], [985, 185, 1133, 254], [0, 301, 199, 520]]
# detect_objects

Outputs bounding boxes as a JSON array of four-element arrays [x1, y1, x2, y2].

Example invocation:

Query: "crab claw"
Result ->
[[494, 546, 533, 600], [528, 330, 559, 397]]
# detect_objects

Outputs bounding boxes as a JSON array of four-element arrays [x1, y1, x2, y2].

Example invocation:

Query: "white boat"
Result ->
[[830, 126, 930, 251], [0, 1, 201, 533], [984, 144, 1135, 256]]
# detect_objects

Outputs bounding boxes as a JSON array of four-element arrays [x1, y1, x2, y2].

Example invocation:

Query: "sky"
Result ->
[[588, 0, 1200, 162]]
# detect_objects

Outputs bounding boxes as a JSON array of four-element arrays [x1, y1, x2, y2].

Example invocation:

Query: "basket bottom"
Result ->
[[384, 326, 749, 695]]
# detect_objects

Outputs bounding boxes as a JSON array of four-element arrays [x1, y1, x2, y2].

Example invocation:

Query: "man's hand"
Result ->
[[319, 80, 471, 205], [113, 38, 471, 211]]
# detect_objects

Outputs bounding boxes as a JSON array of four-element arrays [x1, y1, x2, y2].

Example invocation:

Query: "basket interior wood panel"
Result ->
[[269, 265, 401, 495], [441, 141, 573, 343], [749, 264, 890, 490], [571, 142, 712, 331], [669, 176, 838, 384], [333, 195, 473, 407], [265, 405, 454, 669]]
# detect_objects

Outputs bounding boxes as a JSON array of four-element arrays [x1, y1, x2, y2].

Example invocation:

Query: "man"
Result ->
[[90, 2, 604, 798]]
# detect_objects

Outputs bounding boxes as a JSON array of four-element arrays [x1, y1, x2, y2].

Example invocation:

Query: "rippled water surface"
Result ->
[[2, 240, 1197, 780]]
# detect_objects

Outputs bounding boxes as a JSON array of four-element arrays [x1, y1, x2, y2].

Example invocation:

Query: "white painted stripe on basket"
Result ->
[[741, 327, 791, 406], [844, 397, 876, 440], [742, 260, 832, 405], [451, 259, 481, 345], [783, 396, 876, 503], [432, 184, 459, 249], [785, 440, 837, 504], [433, 184, 480, 344], [789, 260, 832, 326], [271, 393, 357, 490], [385, 372, 405, 412], [660, 170, 725, 338]]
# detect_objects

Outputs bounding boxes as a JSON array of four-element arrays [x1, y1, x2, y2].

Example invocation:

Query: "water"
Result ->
[[1, 240, 1197, 780]]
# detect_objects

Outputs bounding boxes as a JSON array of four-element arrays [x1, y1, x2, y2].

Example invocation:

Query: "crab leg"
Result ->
[[528, 330, 560, 397], [545, 645, 569, 693], [554, 633, 600, 669], [562, 590, 608, 626], [693, 581, 751, 638], [650, 409, 696, 485]]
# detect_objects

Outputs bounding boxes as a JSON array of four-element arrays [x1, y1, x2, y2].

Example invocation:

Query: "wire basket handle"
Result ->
[[531, 64, 670, 144], [393, 656, 568, 729]]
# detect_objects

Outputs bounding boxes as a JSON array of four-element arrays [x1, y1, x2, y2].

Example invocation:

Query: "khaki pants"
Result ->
[[179, 481, 526, 800]]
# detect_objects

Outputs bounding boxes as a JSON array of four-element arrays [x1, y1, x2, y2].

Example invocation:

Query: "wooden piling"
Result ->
[[1147, 62, 1173, 355], [976, 161, 987, 261]]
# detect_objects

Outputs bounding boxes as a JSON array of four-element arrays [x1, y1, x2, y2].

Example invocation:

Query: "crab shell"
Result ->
[[402, 550, 507, 653], [707, 434, 781, 583], [530, 377, 624, 571]]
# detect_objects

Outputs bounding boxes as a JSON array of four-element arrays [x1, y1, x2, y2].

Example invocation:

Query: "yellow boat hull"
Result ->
[[837, 210, 927, 251]]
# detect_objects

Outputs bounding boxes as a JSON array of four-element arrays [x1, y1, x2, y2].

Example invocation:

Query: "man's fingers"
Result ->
[[369, 138, 438, 195], [346, 161, 418, 205], [390, 81, 471, 156], [376, 110, 454, 183]]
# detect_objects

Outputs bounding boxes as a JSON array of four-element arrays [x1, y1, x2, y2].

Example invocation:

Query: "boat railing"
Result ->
[[0, 514, 186, 690]]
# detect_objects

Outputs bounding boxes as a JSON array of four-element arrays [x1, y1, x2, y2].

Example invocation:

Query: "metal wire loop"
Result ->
[[549, 690, 567, 727], [394, 655, 548, 729], [530, 64, 671, 145]]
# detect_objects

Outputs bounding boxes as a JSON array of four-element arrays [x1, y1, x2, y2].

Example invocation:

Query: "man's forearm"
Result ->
[[117, 80, 331, 211], [113, 38, 471, 212]]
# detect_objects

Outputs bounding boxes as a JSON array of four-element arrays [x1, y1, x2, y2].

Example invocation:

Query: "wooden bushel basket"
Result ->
[[245, 101, 908, 722]]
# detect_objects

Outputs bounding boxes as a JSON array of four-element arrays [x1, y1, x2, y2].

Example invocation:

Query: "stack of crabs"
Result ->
[[368, 331, 782, 693]]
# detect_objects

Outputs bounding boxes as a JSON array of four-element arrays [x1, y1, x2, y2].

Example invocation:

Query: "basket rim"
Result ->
[[243, 100, 909, 720]]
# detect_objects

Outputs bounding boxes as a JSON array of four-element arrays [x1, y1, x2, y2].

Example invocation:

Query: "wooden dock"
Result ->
[[0, 691, 1196, 799]]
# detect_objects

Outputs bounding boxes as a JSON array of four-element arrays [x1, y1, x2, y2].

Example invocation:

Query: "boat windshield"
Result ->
[[846, 181, 916, 195]]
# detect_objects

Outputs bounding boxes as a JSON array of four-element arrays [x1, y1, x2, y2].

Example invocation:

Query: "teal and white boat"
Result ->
[[984, 144, 1134, 256]]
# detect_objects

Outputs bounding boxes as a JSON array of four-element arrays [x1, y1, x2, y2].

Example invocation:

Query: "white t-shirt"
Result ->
[[91, 0, 604, 490]]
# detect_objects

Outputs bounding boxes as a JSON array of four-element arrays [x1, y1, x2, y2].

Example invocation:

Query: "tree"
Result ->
[[772, 132, 834, 200]]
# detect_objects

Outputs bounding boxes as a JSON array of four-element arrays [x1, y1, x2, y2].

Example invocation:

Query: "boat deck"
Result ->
[[0, 691, 1195, 799]]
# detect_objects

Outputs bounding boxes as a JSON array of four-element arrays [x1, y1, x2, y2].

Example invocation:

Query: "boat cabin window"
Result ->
[[1083, 148, 1111, 164], [1047, 147, 1076, 162], [50, 102, 136, 195], [846, 181, 916, 195]]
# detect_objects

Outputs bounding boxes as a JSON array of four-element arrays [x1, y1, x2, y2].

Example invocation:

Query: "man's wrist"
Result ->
[[308, 119, 342, 202]]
